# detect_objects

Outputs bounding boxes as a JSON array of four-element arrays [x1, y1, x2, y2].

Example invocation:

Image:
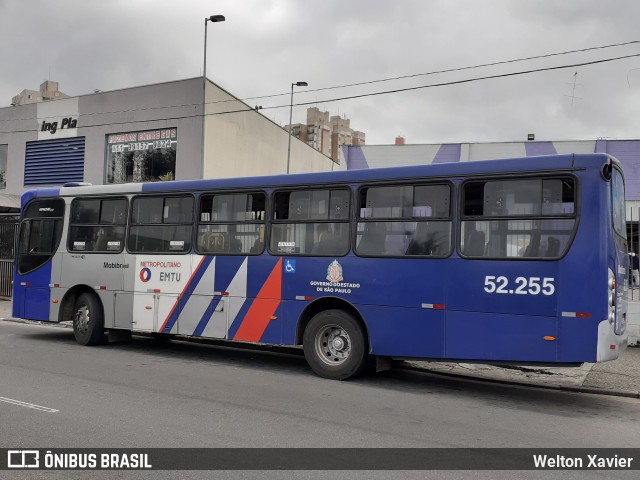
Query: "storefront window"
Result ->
[[106, 129, 177, 184], [0, 144, 7, 189]]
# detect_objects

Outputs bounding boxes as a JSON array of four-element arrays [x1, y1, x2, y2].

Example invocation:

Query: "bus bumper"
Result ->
[[596, 319, 628, 362]]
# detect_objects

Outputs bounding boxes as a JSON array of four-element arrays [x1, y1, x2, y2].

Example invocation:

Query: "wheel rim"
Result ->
[[314, 323, 351, 366], [75, 305, 90, 335]]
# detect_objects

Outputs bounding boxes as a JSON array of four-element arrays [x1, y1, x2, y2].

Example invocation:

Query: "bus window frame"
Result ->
[[17, 197, 66, 275], [195, 189, 268, 256], [353, 181, 454, 259], [126, 193, 195, 255], [67, 196, 128, 254], [268, 185, 352, 257], [457, 172, 580, 261]]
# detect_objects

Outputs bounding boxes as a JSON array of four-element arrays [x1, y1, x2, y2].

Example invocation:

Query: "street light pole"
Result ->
[[202, 14, 225, 178], [286, 81, 308, 174], [203, 15, 225, 82]]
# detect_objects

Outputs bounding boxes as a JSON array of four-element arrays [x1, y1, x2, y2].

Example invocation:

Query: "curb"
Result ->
[[397, 362, 640, 399], [1, 317, 72, 328]]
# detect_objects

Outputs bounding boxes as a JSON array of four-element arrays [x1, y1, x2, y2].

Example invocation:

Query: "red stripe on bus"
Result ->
[[158, 256, 208, 333], [233, 258, 283, 343]]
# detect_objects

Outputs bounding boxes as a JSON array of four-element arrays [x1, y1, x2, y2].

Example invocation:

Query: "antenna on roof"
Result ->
[[564, 71, 582, 105]]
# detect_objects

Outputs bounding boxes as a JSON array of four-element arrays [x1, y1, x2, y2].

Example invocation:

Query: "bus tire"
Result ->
[[303, 309, 368, 380], [73, 293, 105, 346]]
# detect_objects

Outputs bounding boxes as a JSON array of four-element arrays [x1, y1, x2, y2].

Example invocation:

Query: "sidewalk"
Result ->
[[404, 346, 640, 398], [1, 298, 638, 397]]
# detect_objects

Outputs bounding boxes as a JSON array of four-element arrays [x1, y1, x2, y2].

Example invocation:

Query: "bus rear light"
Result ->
[[145, 306, 153, 310], [610, 345, 616, 350], [607, 267, 618, 328], [543, 336, 556, 341]]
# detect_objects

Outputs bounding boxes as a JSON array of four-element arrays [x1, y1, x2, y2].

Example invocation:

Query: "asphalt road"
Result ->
[[1, 320, 639, 480]]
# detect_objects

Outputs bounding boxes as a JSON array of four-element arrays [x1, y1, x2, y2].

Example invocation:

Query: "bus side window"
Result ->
[[358, 183, 451, 258], [461, 177, 576, 259], [197, 192, 266, 255], [270, 189, 350, 256], [312, 227, 348, 255], [524, 229, 541, 257], [129, 195, 192, 254], [464, 227, 486, 257], [357, 222, 387, 256], [250, 237, 264, 254], [405, 222, 451, 256], [545, 236, 560, 257]]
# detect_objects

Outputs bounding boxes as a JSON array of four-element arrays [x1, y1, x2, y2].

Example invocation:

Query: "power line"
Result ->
[[214, 52, 640, 115], [2, 40, 638, 124], [1, 52, 639, 135], [237, 39, 640, 102]]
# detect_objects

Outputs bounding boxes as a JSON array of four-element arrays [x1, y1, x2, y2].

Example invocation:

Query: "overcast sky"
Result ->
[[2, 0, 640, 145]]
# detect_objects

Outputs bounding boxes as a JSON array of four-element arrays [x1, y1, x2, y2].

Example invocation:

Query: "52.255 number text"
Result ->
[[484, 276, 555, 296]]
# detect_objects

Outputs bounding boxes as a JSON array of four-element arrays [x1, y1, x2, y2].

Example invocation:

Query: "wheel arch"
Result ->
[[59, 285, 102, 323], [295, 297, 370, 352]]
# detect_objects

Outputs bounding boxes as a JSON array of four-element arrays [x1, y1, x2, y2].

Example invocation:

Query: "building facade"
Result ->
[[0, 77, 335, 204]]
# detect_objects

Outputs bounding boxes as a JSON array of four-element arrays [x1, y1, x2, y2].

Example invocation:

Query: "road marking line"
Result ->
[[0, 396, 59, 413]]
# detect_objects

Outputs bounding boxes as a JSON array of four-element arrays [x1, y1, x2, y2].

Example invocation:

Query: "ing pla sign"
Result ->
[[41, 117, 78, 134]]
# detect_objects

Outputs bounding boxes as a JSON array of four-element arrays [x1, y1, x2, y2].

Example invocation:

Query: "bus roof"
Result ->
[[24, 153, 615, 202]]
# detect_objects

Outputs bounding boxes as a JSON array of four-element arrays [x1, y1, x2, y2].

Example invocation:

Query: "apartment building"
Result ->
[[287, 107, 366, 163]]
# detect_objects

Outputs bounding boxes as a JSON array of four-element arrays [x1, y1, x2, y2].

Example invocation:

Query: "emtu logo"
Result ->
[[140, 267, 152, 282], [8, 450, 39, 468]]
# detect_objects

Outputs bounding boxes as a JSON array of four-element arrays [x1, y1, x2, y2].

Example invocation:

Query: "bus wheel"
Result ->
[[73, 293, 105, 346], [303, 309, 368, 380]]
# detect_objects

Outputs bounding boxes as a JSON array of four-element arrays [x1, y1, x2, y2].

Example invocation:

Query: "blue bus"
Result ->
[[13, 153, 628, 379]]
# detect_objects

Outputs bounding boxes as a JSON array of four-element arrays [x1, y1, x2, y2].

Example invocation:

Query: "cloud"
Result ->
[[1, 0, 639, 144]]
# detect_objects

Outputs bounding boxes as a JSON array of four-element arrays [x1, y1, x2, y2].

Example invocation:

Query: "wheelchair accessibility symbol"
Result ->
[[284, 259, 296, 274]]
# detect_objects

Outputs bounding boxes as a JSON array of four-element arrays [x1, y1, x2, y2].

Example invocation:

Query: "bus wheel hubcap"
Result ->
[[76, 306, 90, 334], [316, 324, 351, 366]]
